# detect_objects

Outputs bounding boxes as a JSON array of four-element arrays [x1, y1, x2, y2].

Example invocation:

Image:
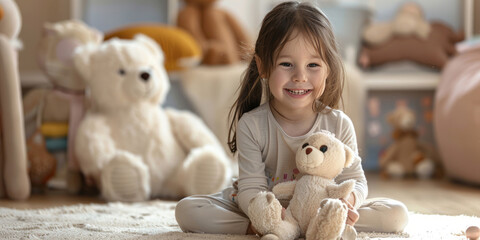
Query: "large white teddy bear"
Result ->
[[248, 131, 357, 240], [73, 34, 232, 202]]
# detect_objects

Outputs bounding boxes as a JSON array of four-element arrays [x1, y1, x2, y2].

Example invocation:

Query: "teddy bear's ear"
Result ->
[[266, 192, 275, 204], [73, 44, 96, 83], [344, 144, 355, 168], [134, 34, 164, 63]]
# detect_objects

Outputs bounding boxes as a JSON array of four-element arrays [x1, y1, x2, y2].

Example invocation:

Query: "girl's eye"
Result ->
[[308, 63, 320, 68], [279, 62, 292, 67], [118, 69, 126, 75]]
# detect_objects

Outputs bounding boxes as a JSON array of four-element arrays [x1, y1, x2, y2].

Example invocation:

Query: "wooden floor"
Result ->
[[1, 172, 480, 217]]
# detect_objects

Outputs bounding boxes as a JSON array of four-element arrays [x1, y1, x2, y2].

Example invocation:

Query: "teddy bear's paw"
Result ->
[[261, 234, 279, 240], [248, 192, 283, 235], [308, 199, 347, 240], [183, 146, 229, 196], [341, 225, 357, 240], [386, 162, 405, 179], [101, 152, 150, 202]]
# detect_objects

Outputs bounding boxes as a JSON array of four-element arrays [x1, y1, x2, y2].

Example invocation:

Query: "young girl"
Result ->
[[176, 1, 409, 235]]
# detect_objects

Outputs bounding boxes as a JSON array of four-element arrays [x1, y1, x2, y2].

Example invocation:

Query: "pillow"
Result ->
[[104, 24, 202, 72]]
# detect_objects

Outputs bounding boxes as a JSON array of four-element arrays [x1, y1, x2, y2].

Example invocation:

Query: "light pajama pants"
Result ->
[[175, 187, 409, 235]]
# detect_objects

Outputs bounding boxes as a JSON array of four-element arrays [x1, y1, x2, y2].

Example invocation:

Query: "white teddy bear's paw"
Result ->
[[248, 192, 283, 236], [183, 146, 230, 196], [261, 234, 280, 240], [101, 152, 150, 202], [307, 199, 348, 240], [341, 225, 358, 240]]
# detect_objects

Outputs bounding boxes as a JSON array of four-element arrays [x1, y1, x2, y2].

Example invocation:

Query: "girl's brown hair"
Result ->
[[227, 1, 345, 153]]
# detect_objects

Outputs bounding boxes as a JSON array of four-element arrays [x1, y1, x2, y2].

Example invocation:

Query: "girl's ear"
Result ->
[[254, 55, 264, 78]]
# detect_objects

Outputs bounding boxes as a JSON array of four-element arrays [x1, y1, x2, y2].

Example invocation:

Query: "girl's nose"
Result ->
[[293, 69, 307, 82]]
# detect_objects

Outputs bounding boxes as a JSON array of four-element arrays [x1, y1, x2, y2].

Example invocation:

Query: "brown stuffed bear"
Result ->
[[379, 106, 441, 179], [177, 0, 250, 65]]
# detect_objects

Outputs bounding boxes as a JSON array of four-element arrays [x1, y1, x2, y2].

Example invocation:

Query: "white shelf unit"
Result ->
[[364, 71, 440, 91]]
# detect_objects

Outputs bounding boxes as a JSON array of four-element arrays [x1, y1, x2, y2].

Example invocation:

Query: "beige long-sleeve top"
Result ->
[[236, 103, 368, 217]]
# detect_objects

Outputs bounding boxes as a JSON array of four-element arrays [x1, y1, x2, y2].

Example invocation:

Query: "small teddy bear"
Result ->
[[379, 105, 439, 179], [73, 34, 232, 202], [248, 131, 357, 240]]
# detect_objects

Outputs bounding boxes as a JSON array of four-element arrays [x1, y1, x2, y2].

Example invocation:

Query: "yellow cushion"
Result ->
[[40, 122, 69, 137], [104, 24, 202, 72]]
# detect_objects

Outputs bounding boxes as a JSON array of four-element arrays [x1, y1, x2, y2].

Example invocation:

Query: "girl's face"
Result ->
[[265, 31, 328, 113]]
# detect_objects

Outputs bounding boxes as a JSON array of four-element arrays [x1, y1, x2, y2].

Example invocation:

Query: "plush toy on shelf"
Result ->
[[177, 0, 250, 65], [248, 131, 357, 240], [379, 105, 440, 179], [359, 2, 463, 69], [73, 35, 232, 202], [30, 20, 103, 193], [0, 0, 30, 200], [362, 2, 431, 46]]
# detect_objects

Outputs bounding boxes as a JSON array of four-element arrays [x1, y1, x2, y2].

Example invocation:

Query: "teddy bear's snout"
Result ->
[[140, 72, 150, 82], [306, 147, 313, 155]]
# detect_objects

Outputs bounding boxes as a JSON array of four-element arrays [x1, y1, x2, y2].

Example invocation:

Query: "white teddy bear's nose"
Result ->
[[140, 72, 150, 82], [306, 147, 313, 155]]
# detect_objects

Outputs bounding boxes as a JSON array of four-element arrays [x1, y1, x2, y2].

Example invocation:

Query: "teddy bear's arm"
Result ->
[[224, 12, 250, 53], [326, 179, 355, 199], [166, 109, 220, 149], [75, 115, 116, 178], [272, 180, 297, 200], [379, 143, 399, 168], [177, 6, 207, 50]]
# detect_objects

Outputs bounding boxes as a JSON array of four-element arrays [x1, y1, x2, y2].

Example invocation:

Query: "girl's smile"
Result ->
[[284, 88, 313, 98]]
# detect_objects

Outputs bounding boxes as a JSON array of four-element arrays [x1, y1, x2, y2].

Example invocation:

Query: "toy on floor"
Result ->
[[0, 0, 30, 200], [177, 0, 250, 65], [379, 105, 440, 179], [26, 130, 56, 190], [35, 20, 103, 193], [248, 131, 357, 240], [359, 2, 463, 69], [73, 34, 232, 202], [467, 226, 480, 240]]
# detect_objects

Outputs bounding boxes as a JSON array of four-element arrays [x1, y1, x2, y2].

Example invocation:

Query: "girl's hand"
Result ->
[[341, 198, 359, 226], [281, 207, 286, 220]]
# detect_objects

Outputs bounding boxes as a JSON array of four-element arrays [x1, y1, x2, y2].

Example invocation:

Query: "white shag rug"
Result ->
[[1, 200, 479, 240]]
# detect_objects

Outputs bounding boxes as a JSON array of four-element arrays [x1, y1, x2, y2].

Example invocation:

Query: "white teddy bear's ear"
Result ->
[[73, 44, 97, 83], [344, 144, 354, 168], [134, 34, 164, 63]]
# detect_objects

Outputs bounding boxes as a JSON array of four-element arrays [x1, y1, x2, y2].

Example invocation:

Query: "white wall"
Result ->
[[83, 0, 169, 33], [215, 0, 464, 43], [370, 0, 463, 31]]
